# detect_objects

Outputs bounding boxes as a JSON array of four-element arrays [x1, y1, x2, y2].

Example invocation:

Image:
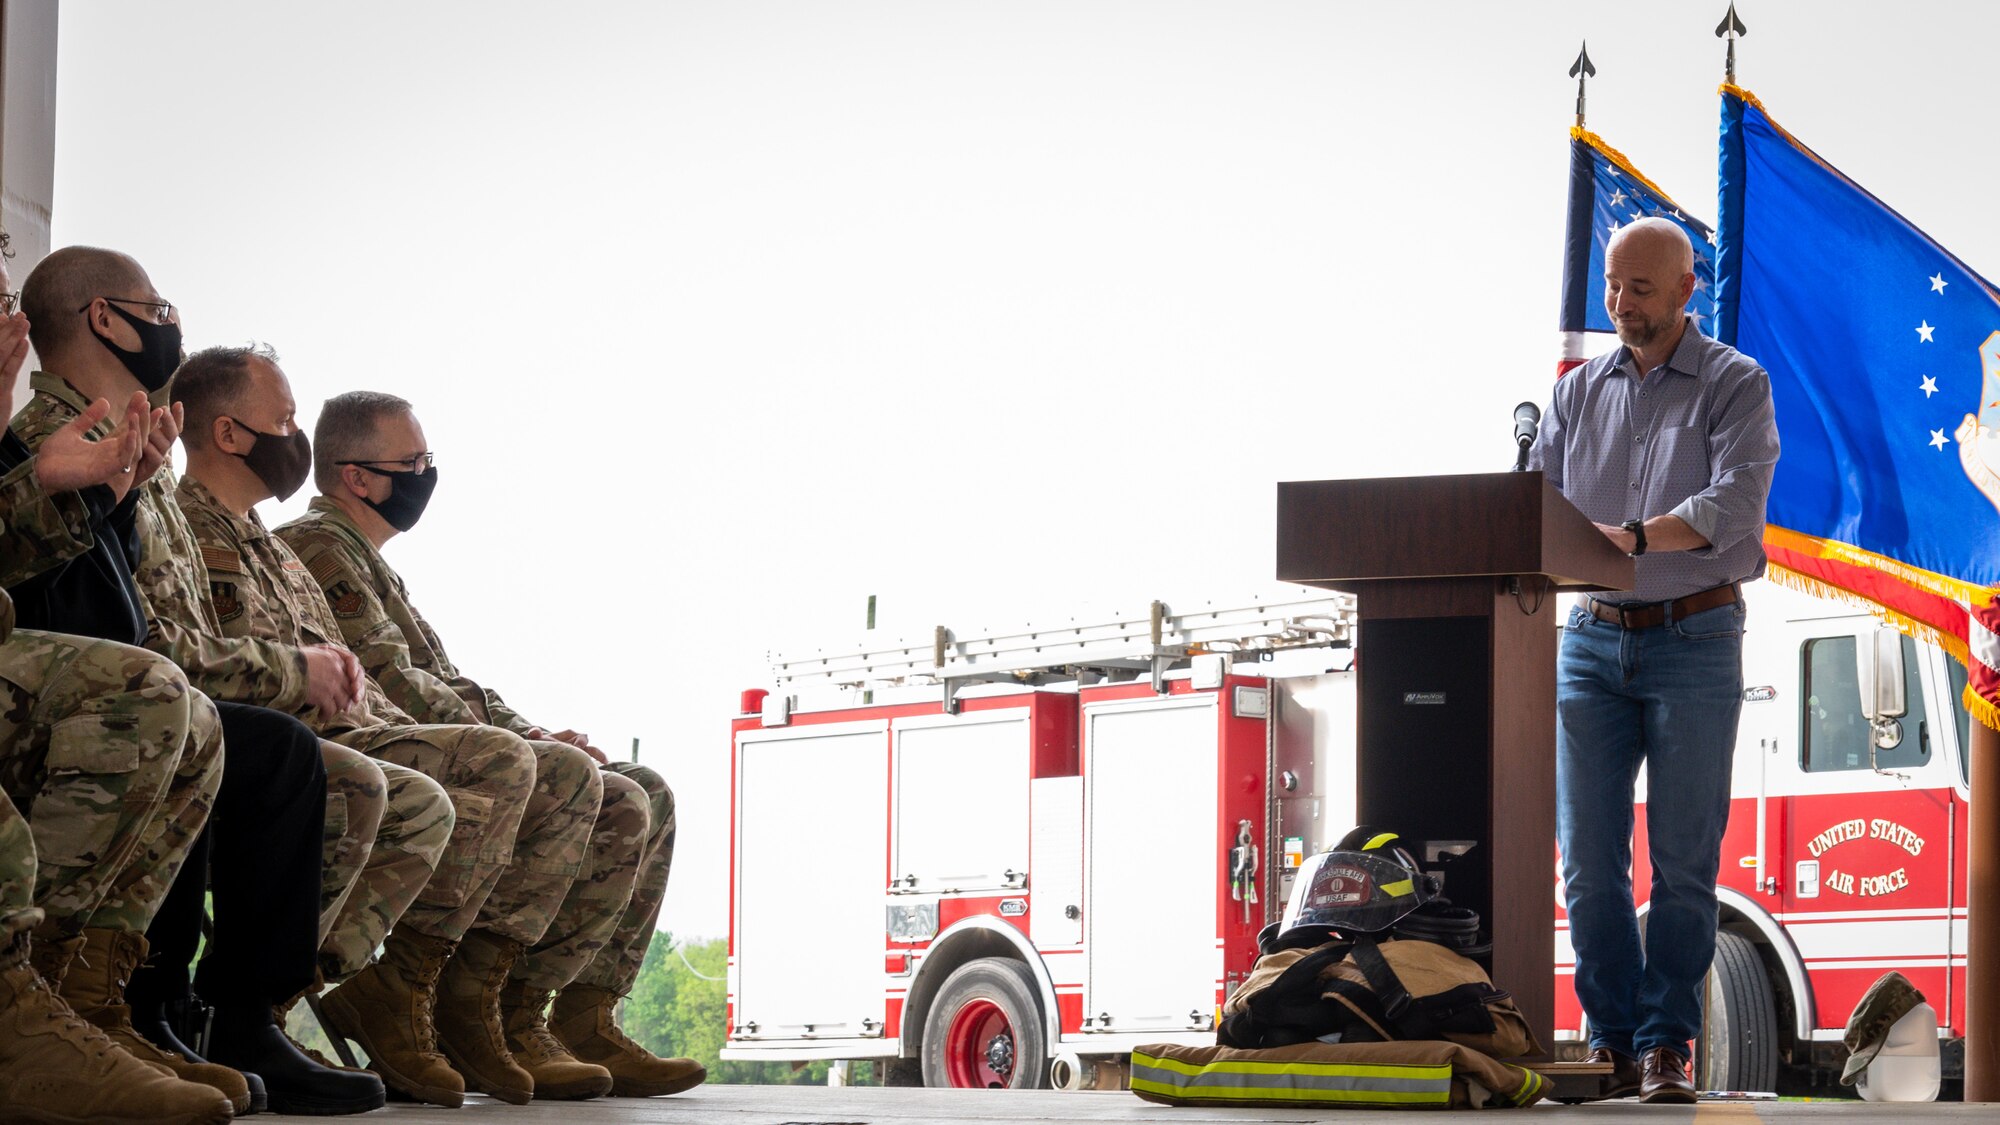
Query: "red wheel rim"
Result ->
[[942, 997, 1016, 1088]]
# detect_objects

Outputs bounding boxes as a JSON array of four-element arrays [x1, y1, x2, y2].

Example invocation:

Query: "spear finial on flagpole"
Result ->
[[1716, 3, 1748, 84], [1568, 41, 1596, 129]]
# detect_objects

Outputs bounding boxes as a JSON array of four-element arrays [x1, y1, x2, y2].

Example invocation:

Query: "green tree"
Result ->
[[620, 933, 877, 1086]]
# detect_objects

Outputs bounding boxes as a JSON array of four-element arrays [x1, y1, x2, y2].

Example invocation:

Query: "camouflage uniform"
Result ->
[[0, 631, 220, 937], [0, 446, 220, 942], [175, 474, 597, 947], [316, 742, 456, 980], [14, 376, 453, 979], [278, 498, 672, 994], [0, 789, 36, 941], [0, 520, 41, 945]]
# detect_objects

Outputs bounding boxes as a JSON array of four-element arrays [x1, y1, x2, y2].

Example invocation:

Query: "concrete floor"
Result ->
[[357, 1087, 1992, 1124]]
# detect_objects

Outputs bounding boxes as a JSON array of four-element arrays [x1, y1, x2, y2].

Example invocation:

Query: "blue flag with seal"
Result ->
[[1714, 84, 2000, 723], [1560, 128, 1717, 342]]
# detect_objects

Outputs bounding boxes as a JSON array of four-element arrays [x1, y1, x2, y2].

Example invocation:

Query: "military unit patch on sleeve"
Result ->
[[211, 580, 243, 623], [326, 579, 368, 619]]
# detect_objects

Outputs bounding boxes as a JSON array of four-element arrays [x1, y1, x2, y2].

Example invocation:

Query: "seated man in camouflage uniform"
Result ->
[[14, 246, 455, 1111], [279, 390, 703, 1097], [14, 246, 436, 1114], [171, 344, 620, 1106], [0, 252, 235, 1125]]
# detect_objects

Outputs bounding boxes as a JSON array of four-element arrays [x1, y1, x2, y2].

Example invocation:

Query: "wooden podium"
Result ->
[[1275, 472, 1633, 1055]]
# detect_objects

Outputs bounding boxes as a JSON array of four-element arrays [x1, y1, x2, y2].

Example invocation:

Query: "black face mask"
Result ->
[[360, 465, 439, 532], [90, 303, 184, 393], [227, 418, 313, 502]]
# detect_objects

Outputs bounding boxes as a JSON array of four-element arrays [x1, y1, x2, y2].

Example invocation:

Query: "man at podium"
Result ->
[[1526, 218, 1779, 1103]]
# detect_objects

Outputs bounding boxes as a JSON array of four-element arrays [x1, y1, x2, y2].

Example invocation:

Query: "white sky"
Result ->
[[48, 1, 2000, 938]]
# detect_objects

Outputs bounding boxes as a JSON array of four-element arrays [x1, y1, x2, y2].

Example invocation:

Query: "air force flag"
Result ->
[[1715, 85, 2000, 723]]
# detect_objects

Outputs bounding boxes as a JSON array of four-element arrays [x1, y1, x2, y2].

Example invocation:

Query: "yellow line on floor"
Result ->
[[1693, 1102, 1763, 1123]]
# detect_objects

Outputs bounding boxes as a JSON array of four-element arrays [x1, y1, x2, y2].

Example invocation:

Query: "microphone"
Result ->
[[1512, 402, 1541, 471]]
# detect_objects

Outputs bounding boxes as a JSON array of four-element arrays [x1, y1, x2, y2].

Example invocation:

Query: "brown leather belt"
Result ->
[[1588, 584, 1740, 630]]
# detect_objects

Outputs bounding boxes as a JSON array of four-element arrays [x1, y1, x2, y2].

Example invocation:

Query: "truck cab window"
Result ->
[[1800, 634, 1930, 773]]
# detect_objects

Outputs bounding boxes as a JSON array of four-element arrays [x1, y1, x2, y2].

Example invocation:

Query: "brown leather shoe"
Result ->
[[1639, 1046, 1697, 1103], [1582, 1046, 1641, 1099]]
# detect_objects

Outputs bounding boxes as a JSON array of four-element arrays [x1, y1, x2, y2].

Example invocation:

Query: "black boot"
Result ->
[[127, 968, 269, 1115], [205, 1001, 386, 1116], [127, 974, 206, 1061]]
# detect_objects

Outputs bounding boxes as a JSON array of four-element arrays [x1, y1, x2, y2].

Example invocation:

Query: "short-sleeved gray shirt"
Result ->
[[1528, 316, 1780, 604]]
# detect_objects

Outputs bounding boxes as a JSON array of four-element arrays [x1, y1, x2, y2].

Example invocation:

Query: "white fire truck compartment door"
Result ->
[[734, 721, 888, 1040], [1084, 695, 1219, 1033], [892, 710, 1030, 892], [1030, 776, 1084, 949]]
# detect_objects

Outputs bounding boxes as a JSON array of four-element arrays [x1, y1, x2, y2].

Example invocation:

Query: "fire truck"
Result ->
[[721, 582, 1972, 1093]]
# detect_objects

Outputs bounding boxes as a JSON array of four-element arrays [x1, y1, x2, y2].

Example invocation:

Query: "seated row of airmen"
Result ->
[[0, 243, 697, 1122]]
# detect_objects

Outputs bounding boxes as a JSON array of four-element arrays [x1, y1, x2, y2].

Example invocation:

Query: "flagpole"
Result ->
[[1972, 721, 2000, 1102], [1714, 3, 1747, 85], [1569, 41, 1594, 130], [1557, 43, 1595, 377]]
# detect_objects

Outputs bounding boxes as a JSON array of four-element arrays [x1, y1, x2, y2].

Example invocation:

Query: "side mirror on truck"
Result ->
[[1855, 626, 1910, 767], [1854, 626, 1908, 722]]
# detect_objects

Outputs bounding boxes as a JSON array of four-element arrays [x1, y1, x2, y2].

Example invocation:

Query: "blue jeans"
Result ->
[[1557, 597, 1745, 1060]]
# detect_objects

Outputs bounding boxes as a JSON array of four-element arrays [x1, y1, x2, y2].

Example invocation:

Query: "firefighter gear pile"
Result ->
[[1216, 934, 1539, 1059], [1324, 939, 1529, 1055], [1136, 835, 1545, 1110]]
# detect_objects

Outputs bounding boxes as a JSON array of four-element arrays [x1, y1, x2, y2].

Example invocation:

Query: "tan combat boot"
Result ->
[[551, 983, 706, 1097], [498, 980, 612, 1100], [0, 932, 236, 1124], [318, 928, 465, 1107], [432, 928, 534, 1104], [48, 928, 253, 1115]]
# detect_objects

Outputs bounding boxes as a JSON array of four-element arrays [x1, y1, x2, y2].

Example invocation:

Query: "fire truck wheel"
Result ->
[[920, 958, 1048, 1090], [1695, 929, 1780, 1093]]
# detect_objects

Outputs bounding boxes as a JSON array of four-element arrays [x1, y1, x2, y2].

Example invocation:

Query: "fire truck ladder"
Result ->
[[770, 592, 1357, 714]]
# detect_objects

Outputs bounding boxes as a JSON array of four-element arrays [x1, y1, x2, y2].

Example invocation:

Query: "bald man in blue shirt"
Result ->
[[1528, 217, 1780, 1103]]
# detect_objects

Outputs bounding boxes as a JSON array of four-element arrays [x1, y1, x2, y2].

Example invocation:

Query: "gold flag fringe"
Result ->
[[1967, 684, 2000, 734], [1569, 127, 1702, 218], [1764, 563, 1969, 662], [1765, 562, 2000, 732]]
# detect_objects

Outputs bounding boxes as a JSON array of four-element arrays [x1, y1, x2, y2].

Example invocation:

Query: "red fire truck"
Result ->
[[721, 583, 1971, 1092]]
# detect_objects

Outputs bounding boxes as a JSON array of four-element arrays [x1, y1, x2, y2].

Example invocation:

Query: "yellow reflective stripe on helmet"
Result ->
[[1361, 832, 1400, 850], [1381, 878, 1415, 897]]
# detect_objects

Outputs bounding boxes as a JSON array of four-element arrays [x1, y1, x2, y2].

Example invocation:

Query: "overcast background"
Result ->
[[48, 1, 2000, 939]]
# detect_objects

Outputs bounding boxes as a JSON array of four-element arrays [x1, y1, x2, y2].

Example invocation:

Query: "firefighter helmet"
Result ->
[[1260, 829, 1442, 954]]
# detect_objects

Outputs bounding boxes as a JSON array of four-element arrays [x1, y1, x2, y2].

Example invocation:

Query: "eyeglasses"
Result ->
[[0, 292, 19, 316], [80, 296, 178, 325], [338, 452, 436, 474]]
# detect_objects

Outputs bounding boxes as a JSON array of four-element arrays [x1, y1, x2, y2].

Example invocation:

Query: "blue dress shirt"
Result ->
[[1529, 315, 1781, 603]]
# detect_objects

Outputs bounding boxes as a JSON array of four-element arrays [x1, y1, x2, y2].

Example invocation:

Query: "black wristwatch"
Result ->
[[1622, 519, 1647, 557]]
